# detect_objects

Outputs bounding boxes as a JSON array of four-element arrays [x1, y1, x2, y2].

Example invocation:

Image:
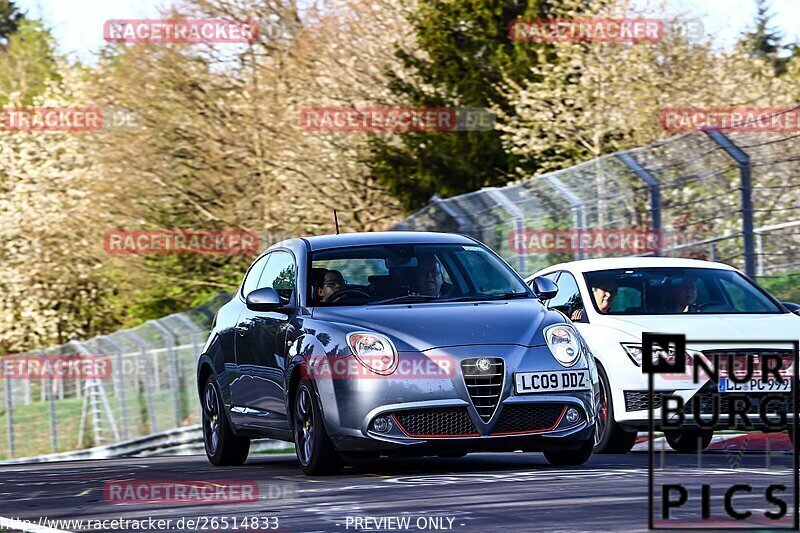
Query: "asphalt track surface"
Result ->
[[0, 449, 797, 533]]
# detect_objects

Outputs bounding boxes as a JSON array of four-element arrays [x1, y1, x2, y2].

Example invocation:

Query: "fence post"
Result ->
[[48, 373, 58, 453], [4, 377, 13, 458], [485, 187, 528, 276], [543, 175, 586, 260], [704, 131, 756, 277], [616, 152, 662, 256], [429, 193, 475, 235], [98, 335, 129, 440], [123, 331, 159, 434], [755, 232, 765, 276], [148, 320, 181, 427]]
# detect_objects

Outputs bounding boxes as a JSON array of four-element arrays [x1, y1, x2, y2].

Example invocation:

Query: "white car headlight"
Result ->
[[346, 332, 398, 375], [544, 324, 582, 367], [622, 343, 702, 367]]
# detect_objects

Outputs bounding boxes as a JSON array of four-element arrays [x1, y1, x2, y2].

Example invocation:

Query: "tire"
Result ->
[[202, 375, 250, 466], [593, 364, 637, 454], [544, 437, 594, 466], [293, 379, 344, 476], [664, 428, 713, 453]]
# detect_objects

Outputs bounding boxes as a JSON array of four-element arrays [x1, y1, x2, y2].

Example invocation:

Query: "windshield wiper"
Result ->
[[367, 294, 440, 306], [440, 292, 531, 303]]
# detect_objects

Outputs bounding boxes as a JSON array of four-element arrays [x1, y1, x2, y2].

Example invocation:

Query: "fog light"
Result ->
[[565, 407, 580, 423], [373, 417, 391, 433]]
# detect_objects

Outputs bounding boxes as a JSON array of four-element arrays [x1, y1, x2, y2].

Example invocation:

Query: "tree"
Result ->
[[0, 18, 60, 104], [0, 0, 23, 47], [366, 0, 549, 212], [742, 0, 791, 76]]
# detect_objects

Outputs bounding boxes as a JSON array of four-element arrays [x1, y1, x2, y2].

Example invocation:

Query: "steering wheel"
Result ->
[[695, 301, 727, 312], [328, 288, 371, 303]]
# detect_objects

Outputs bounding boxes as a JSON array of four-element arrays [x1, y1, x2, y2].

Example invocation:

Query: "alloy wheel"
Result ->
[[203, 382, 220, 455], [295, 386, 315, 466], [595, 377, 608, 446]]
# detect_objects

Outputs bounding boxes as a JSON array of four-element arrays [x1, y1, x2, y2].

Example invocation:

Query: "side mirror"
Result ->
[[246, 287, 282, 312], [782, 302, 800, 315], [531, 276, 558, 301]]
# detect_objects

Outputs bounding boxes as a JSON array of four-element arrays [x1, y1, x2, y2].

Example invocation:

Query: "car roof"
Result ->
[[289, 231, 477, 252], [530, 256, 739, 278]]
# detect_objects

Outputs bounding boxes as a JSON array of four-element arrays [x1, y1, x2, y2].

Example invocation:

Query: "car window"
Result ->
[[719, 277, 774, 312], [583, 267, 782, 314], [454, 248, 513, 293], [258, 251, 296, 304], [612, 286, 641, 312], [309, 243, 529, 306], [241, 254, 270, 298], [314, 258, 389, 286], [548, 272, 581, 312]]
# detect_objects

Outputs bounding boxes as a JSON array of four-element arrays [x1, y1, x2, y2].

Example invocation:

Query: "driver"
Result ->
[[672, 275, 697, 312], [571, 278, 616, 320], [413, 254, 446, 296], [317, 269, 346, 302]]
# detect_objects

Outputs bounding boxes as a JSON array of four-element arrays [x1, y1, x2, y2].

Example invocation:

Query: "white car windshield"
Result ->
[[582, 267, 783, 315]]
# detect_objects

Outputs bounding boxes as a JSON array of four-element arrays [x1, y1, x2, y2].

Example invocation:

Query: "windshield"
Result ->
[[583, 267, 782, 315], [309, 243, 530, 306]]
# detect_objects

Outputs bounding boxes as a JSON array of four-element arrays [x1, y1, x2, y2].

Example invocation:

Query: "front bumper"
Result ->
[[310, 344, 598, 453]]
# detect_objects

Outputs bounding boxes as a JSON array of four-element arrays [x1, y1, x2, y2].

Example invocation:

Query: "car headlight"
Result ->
[[544, 324, 582, 367], [346, 332, 398, 375], [622, 343, 702, 367]]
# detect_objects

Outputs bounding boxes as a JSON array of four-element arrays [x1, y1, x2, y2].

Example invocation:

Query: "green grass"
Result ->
[[757, 271, 800, 304]]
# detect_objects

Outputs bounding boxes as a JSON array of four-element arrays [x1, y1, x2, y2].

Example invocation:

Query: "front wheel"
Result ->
[[202, 376, 250, 466], [664, 429, 713, 453], [593, 364, 637, 454], [544, 437, 594, 466], [293, 379, 344, 476]]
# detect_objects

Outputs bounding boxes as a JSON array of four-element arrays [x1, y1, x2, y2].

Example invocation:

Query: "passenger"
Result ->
[[571, 278, 616, 320], [317, 269, 346, 302], [413, 254, 445, 296]]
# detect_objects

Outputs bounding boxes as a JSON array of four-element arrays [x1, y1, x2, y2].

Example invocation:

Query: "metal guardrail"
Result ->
[[0, 424, 290, 465]]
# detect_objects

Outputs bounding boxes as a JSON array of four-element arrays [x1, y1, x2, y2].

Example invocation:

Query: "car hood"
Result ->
[[311, 299, 551, 351], [596, 313, 800, 343]]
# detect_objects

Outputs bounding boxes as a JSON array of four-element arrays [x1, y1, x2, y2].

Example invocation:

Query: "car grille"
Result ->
[[492, 404, 566, 434], [683, 384, 792, 415], [624, 391, 673, 412], [462, 357, 504, 422], [392, 408, 479, 437]]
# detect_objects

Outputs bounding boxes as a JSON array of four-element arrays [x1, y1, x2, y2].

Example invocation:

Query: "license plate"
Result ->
[[514, 370, 590, 394], [717, 377, 792, 393]]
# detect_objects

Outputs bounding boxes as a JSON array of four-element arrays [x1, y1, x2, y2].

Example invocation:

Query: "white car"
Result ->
[[527, 257, 800, 453]]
